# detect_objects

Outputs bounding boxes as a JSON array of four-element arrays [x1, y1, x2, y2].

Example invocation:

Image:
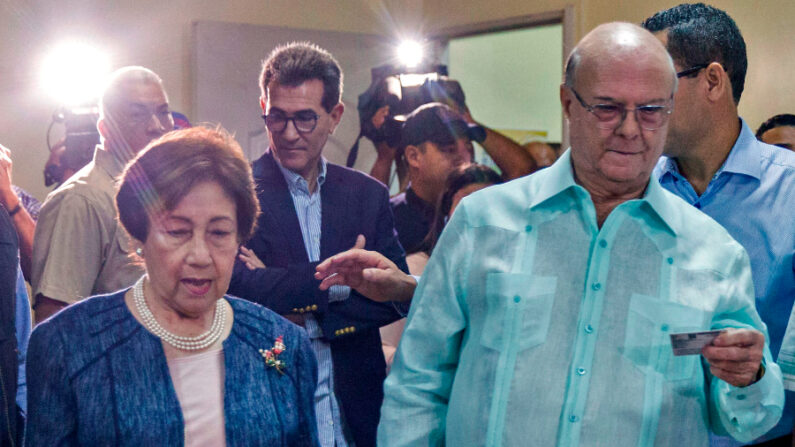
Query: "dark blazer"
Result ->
[[0, 207, 18, 447], [228, 150, 408, 447], [25, 291, 319, 446]]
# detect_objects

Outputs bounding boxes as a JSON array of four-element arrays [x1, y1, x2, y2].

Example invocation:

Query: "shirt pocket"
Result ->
[[623, 293, 708, 381], [480, 273, 557, 352]]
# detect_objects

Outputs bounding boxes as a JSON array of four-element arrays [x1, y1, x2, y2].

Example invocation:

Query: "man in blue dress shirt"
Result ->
[[643, 5, 795, 446]]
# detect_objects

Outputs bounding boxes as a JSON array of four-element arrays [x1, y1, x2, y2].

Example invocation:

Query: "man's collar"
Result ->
[[532, 149, 677, 236], [657, 118, 761, 181], [94, 145, 127, 179], [527, 149, 580, 210], [641, 171, 679, 236], [718, 118, 762, 180], [275, 156, 327, 191]]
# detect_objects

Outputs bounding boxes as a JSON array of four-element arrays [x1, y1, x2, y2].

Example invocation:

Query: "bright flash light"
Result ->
[[397, 40, 424, 68], [41, 41, 111, 106]]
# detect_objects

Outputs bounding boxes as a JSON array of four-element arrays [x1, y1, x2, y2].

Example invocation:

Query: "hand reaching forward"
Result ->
[[315, 235, 416, 302]]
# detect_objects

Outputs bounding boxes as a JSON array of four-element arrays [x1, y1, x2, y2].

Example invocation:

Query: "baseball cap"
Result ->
[[399, 102, 486, 149]]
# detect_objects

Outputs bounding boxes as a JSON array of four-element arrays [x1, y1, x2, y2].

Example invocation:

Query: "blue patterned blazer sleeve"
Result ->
[[25, 320, 78, 446], [294, 329, 320, 446]]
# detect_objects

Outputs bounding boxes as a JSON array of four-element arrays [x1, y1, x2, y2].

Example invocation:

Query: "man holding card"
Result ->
[[332, 22, 785, 446]]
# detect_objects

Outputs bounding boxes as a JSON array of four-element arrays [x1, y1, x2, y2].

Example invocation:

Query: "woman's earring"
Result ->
[[135, 247, 143, 257]]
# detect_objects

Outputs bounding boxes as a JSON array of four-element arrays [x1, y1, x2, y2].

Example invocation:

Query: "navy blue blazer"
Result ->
[[0, 206, 19, 447], [228, 150, 408, 447], [25, 291, 319, 446]]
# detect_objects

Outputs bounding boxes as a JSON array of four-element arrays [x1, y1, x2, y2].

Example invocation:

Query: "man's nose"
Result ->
[[282, 119, 301, 140], [147, 113, 168, 134], [615, 108, 642, 138], [280, 118, 301, 141]]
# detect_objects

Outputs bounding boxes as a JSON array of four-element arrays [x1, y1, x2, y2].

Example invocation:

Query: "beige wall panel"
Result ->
[[582, 0, 795, 134], [1, 0, 792, 200]]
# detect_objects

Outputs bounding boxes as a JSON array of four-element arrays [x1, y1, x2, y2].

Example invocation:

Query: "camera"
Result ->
[[45, 107, 99, 186], [347, 63, 468, 167]]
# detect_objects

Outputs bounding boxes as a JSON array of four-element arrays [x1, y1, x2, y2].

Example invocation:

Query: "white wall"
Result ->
[[447, 24, 563, 143]]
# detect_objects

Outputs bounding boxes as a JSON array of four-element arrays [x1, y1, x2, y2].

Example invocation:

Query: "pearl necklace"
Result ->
[[133, 276, 226, 351]]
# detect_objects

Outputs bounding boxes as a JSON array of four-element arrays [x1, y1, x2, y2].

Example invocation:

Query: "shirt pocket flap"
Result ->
[[624, 293, 709, 380], [481, 273, 557, 352]]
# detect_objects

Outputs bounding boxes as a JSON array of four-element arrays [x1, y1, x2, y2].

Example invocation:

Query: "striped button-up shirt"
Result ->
[[278, 158, 350, 447]]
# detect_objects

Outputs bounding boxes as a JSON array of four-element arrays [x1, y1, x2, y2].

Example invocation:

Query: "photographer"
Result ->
[[43, 138, 87, 189], [358, 72, 536, 188], [388, 103, 474, 255]]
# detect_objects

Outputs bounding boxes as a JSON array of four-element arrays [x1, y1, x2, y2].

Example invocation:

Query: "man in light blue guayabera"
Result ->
[[375, 22, 784, 446]]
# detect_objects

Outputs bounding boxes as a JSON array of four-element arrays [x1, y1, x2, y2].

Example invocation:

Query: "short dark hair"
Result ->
[[259, 42, 343, 113], [420, 164, 502, 254], [116, 127, 259, 243], [756, 114, 795, 139], [642, 3, 747, 104]]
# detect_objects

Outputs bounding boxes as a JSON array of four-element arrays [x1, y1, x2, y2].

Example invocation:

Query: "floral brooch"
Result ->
[[259, 335, 286, 374]]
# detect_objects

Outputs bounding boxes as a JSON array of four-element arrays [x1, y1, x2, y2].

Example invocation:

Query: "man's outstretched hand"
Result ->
[[315, 235, 416, 302]]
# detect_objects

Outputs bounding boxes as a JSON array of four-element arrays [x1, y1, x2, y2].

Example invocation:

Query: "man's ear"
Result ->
[[97, 118, 109, 140], [560, 84, 573, 121], [404, 144, 422, 169], [704, 62, 729, 103], [328, 102, 345, 134], [259, 96, 266, 113]]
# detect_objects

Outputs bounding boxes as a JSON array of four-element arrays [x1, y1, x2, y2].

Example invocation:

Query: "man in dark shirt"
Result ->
[[389, 103, 478, 254]]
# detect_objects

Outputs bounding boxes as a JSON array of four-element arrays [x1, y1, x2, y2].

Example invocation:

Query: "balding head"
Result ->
[[100, 67, 164, 119], [561, 22, 677, 199], [565, 22, 677, 92], [97, 66, 173, 161]]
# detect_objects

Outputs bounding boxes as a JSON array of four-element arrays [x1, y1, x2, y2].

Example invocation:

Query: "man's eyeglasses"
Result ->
[[124, 105, 173, 126], [262, 110, 319, 133], [676, 64, 709, 78], [569, 87, 673, 131]]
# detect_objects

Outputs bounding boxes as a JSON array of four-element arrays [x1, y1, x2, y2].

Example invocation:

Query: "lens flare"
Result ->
[[41, 41, 111, 106], [397, 40, 424, 68]]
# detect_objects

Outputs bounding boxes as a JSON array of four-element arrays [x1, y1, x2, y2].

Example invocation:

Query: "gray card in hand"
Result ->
[[670, 330, 723, 356]]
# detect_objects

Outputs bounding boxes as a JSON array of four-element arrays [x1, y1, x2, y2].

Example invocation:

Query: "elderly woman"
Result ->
[[25, 127, 319, 446]]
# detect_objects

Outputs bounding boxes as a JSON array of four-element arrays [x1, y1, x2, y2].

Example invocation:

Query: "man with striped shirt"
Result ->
[[228, 42, 408, 447]]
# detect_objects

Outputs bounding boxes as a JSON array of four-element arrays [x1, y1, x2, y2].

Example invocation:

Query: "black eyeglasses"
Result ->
[[262, 110, 319, 133], [676, 64, 709, 78], [569, 87, 673, 131]]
